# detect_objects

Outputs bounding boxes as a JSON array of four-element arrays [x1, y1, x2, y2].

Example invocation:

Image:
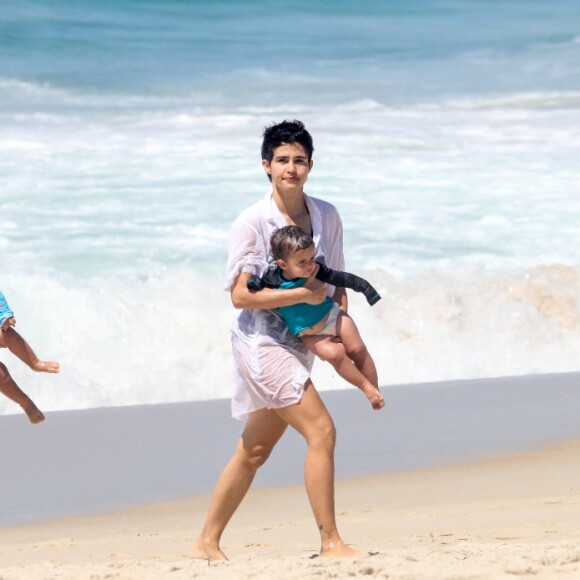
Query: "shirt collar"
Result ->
[[263, 191, 322, 238]]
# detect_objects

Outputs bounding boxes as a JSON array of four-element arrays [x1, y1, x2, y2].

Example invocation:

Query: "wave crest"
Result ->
[[2, 264, 578, 415]]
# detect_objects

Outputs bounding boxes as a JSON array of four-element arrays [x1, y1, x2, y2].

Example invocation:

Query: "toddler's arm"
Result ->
[[246, 267, 282, 291], [315, 263, 381, 306]]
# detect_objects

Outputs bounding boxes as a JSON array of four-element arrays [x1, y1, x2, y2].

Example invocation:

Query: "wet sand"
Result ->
[[0, 372, 579, 578]]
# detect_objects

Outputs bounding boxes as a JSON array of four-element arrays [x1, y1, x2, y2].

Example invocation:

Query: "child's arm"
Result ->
[[315, 263, 381, 306], [246, 266, 281, 291]]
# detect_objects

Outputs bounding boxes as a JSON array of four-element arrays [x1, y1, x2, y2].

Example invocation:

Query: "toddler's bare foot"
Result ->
[[320, 540, 360, 558], [191, 537, 228, 561], [361, 383, 385, 410], [23, 403, 45, 424], [31, 360, 60, 374]]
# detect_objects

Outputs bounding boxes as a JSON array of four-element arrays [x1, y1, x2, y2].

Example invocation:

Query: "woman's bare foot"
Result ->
[[361, 383, 385, 410], [191, 537, 228, 561], [31, 360, 60, 374], [23, 402, 45, 424], [320, 540, 360, 558]]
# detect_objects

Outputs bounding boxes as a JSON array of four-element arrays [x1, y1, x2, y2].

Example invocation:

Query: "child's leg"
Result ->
[[301, 334, 368, 387], [0, 361, 45, 424], [2, 328, 59, 373], [336, 313, 384, 410], [335, 312, 378, 387], [301, 334, 384, 410]]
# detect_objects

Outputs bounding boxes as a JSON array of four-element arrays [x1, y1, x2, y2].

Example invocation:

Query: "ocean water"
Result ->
[[1, 0, 579, 414]]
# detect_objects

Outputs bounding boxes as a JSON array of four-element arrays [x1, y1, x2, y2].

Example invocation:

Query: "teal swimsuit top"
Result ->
[[277, 276, 334, 336]]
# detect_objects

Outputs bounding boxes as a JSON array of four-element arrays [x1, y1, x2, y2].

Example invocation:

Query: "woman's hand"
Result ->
[[302, 276, 327, 305]]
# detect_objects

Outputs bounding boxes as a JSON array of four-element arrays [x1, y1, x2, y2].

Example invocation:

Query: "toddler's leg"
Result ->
[[0, 361, 45, 424], [302, 335, 362, 387], [336, 313, 378, 383], [2, 328, 59, 373], [335, 313, 384, 410], [301, 334, 383, 410]]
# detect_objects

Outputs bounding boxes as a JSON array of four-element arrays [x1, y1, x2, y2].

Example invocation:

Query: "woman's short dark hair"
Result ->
[[261, 120, 314, 162], [270, 225, 314, 262]]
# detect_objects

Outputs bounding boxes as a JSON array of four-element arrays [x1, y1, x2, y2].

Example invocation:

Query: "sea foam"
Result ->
[[1, 264, 578, 415]]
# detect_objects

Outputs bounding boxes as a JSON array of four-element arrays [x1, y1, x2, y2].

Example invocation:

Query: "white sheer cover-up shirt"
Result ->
[[224, 191, 345, 421]]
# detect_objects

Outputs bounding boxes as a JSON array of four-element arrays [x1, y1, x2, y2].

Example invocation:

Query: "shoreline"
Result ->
[[1, 371, 579, 527]]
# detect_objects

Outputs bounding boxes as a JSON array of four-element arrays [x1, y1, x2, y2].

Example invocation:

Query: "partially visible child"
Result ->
[[0, 290, 59, 424], [249, 225, 384, 410]]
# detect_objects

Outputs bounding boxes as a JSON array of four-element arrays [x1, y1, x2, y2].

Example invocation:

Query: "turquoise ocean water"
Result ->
[[1, 0, 579, 414]]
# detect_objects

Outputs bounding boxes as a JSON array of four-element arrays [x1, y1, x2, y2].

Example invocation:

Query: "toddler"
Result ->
[[248, 226, 384, 410]]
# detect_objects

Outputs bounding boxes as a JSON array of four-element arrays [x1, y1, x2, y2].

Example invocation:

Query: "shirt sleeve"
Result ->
[[224, 219, 268, 292], [325, 204, 346, 272]]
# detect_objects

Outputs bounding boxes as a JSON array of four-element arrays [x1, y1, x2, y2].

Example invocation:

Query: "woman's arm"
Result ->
[[231, 272, 327, 310], [333, 287, 348, 311]]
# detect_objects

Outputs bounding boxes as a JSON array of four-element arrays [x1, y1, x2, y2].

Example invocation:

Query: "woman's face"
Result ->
[[262, 143, 313, 195]]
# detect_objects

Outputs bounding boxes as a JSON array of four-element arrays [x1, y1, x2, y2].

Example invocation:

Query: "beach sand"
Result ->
[[0, 373, 579, 578], [0, 441, 579, 579]]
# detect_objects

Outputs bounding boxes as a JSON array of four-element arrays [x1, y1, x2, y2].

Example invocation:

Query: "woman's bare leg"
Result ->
[[2, 328, 59, 373], [0, 361, 45, 424], [192, 408, 288, 560], [275, 381, 358, 557]]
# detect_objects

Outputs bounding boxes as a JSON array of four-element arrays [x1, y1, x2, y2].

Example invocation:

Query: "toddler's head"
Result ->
[[271, 226, 317, 279]]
